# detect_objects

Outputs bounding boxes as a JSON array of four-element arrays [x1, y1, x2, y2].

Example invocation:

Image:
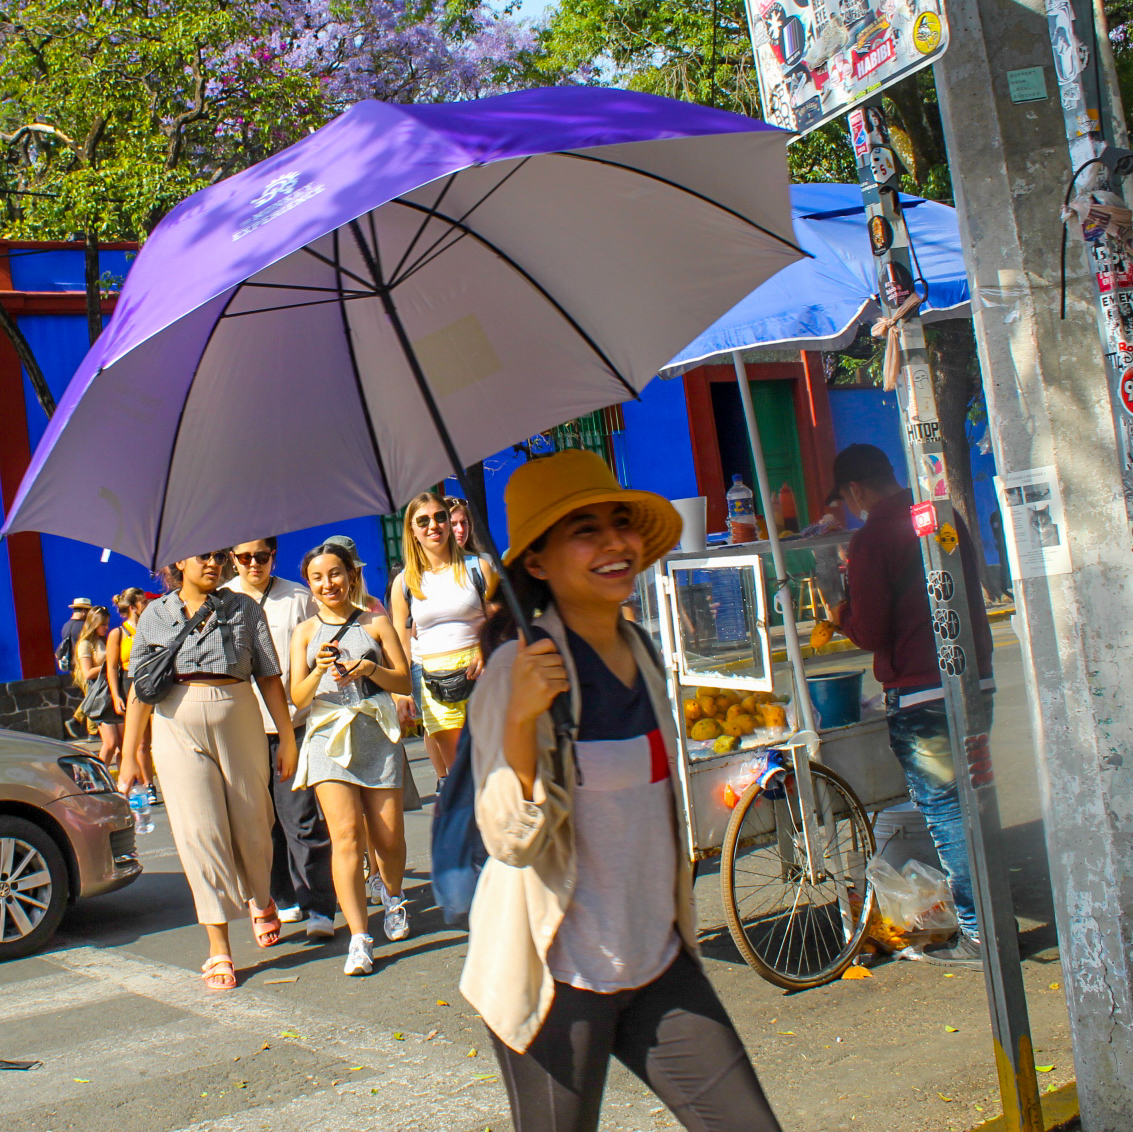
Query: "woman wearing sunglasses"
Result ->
[[462, 451, 783, 1132], [390, 493, 495, 785], [118, 550, 298, 991]]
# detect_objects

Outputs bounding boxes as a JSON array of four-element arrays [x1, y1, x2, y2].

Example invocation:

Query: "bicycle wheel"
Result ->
[[720, 761, 875, 990]]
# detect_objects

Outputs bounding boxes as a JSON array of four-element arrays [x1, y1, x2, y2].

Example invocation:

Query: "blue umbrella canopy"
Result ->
[[665, 183, 970, 369]]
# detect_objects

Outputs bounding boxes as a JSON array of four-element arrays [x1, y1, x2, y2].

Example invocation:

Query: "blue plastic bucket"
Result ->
[[805, 669, 864, 730]]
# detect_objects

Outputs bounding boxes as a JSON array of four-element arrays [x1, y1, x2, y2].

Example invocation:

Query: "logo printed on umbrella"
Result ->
[[234, 171, 326, 241]]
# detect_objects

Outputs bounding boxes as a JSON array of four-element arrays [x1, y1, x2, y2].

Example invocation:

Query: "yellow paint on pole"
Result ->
[[993, 1035, 1044, 1131]]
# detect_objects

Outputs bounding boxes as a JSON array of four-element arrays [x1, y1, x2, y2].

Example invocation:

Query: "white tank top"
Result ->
[[411, 563, 484, 660]]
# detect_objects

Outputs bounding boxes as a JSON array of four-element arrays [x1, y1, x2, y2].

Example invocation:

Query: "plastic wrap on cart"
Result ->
[[745, 0, 950, 138]]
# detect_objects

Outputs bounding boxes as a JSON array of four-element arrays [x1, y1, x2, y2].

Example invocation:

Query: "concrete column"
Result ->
[[934, 2, 1133, 1125]]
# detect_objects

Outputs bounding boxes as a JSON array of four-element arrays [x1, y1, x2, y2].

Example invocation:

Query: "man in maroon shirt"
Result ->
[[829, 444, 993, 967]]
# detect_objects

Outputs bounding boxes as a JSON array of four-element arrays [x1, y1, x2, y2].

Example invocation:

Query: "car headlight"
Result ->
[[58, 755, 117, 794]]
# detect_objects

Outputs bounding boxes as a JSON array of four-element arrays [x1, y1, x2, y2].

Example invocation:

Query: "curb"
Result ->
[[986, 606, 1016, 624], [967, 1082, 1078, 1132]]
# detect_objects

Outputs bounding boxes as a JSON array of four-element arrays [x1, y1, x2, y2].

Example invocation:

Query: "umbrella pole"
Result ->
[[373, 279, 577, 758], [730, 349, 817, 733]]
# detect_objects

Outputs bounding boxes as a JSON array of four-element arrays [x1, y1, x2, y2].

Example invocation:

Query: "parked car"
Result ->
[[0, 729, 141, 960]]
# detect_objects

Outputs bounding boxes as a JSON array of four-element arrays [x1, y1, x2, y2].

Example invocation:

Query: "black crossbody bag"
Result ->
[[327, 610, 381, 699], [132, 595, 227, 705]]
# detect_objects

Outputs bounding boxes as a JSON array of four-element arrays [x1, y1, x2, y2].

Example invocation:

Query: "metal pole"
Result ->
[[731, 349, 817, 734], [1046, 0, 1133, 534], [847, 101, 1043, 1132]]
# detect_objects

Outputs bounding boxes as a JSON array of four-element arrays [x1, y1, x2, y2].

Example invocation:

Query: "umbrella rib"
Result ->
[[243, 281, 372, 295], [299, 246, 376, 291], [388, 171, 459, 285], [221, 292, 378, 319], [389, 199, 638, 401], [388, 157, 533, 289], [150, 283, 245, 570], [332, 228, 394, 508], [553, 152, 809, 258]]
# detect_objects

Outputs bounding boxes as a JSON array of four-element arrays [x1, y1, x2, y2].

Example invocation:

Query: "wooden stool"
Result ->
[[796, 575, 829, 622]]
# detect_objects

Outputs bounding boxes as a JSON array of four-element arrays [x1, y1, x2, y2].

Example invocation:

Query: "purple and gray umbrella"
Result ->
[[2, 87, 801, 574]]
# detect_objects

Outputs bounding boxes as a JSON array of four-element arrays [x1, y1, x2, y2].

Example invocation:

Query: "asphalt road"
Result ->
[[4, 623, 1074, 1132]]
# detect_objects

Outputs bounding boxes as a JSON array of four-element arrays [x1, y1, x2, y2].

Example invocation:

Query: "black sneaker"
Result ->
[[147, 784, 161, 807], [922, 932, 983, 968]]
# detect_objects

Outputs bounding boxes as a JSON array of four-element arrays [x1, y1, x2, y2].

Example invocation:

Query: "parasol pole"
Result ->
[[347, 220, 576, 764], [731, 349, 817, 733]]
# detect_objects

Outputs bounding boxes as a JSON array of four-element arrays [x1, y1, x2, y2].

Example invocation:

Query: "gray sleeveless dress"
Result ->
[[304, 618, 403, 789]]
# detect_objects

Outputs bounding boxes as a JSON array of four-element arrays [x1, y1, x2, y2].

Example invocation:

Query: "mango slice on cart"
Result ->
[[810, 620, 836, 649], [689, 717, 722, 741], [721, 719, 745, 737], [714, 734, 739, 754]]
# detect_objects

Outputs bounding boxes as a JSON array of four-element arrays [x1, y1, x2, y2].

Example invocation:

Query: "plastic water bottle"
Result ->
[[335, 653, 365, 707], [726, 475, 756, 543], [128, 785, 154, 834]]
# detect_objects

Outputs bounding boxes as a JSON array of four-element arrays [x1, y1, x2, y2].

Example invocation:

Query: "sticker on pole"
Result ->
[[911, 500, 938, 536], [745, 0, 950, 138]]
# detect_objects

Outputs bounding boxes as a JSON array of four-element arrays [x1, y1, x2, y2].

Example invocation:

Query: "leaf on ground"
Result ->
[[777, 1031, 796, 1036], [265, 977, 299, 985], [841, 966, 872, 979], [393, 1032, 405, 1041], [1049, 982, 1061, 990], [1036, 1065, 1055, 1072], [472, 1073, 497, 1080], [371, 1088, 380, 1095], [260, 1042, 270, 1051], [236, 1083, 247, 1089], [279, 1030, 301, 1039], [73, 1078, 90, 1084], [425, 1030, 439, 1041], [437, 999, 450, 1006], [975, 1105, 984, 1112], [349, 1067, 364, 1071], [944, 1025, 960, 1033], [467, 1047, 478, 1057], [938, 1093, 953, 1102], [943, 973, 955, 978], [200, 1092, 208, 1097]]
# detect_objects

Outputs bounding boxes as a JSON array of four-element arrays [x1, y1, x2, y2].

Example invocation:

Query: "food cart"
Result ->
[[637, 352, 909, 990]]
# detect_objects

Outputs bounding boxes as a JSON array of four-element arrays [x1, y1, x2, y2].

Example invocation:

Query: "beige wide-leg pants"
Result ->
[[152, 682, 274, 924]]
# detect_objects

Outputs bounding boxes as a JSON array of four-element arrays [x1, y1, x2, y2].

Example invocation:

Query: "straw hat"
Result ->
[[502, 449, 682, 568], [69, 597, 92, 610]]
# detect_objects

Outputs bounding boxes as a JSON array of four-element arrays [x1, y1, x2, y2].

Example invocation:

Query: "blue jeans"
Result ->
[[884, 688, 993, 939]]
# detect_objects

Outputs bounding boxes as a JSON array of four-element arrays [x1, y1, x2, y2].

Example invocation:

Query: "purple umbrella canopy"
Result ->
[[3, 88, 801, 569]]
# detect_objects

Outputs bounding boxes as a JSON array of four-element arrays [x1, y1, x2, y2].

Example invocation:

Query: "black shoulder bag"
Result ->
[[132, 596, 222, 705], [421, 558, 487, 705]]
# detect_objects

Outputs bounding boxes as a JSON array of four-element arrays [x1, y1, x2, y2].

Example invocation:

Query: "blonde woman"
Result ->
[[75, 606, 123, 764], [107, 588, 156, 800], [390, 493, 495, 784]]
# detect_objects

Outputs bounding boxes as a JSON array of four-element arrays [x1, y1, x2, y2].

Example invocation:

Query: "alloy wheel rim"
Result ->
[[0, 836, 53, 942]]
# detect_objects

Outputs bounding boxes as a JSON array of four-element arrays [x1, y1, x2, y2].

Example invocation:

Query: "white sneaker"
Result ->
[[383, 896, 410, 942], [277, 905, 304, 923], [344, 933, 373, 976], [306, 912, 335, 939], [366, 873, 387, 907]]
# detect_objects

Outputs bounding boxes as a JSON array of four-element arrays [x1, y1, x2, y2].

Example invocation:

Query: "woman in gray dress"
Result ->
[[291, 544, 412, 976]]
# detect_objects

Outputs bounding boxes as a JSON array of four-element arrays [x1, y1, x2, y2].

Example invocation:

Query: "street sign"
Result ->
[[745, 0, 950, 137]]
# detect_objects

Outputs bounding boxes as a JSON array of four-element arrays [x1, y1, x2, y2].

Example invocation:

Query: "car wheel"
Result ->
[[0, 816, 69, 961]]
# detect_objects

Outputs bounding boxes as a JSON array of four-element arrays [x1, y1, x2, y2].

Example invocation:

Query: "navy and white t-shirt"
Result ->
[[547, 628, 680, 992]]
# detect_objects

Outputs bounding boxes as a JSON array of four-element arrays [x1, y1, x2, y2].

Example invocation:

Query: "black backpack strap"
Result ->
[[170, 595, 221, 654]]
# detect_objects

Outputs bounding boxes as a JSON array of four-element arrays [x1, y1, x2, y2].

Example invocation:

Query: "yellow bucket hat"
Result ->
[[502, 449, 684, 568]]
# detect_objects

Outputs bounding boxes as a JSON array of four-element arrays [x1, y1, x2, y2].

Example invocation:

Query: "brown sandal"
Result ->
[[250, 899, 282, 947], [202, 954, 236, 990]]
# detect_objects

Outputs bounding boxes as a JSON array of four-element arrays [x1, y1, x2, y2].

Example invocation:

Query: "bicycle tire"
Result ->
[[720, 761, 876, 990]]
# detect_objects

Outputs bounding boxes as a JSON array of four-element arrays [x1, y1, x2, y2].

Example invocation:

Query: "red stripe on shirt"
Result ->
[[647, 728, 668, 784]]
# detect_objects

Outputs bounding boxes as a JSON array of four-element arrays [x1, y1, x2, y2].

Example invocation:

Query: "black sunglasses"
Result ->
[[194, 551, 229, 565], [233, 550, 274, 566], [414, 510, 449, 529]]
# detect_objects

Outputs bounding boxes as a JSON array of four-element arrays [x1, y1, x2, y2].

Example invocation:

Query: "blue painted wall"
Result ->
[[621, 377, 699, 498], [828, 386, 1000, 563]]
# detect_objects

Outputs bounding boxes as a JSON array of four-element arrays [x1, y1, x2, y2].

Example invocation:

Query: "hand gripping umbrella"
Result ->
[[2, 88, 802, 750]]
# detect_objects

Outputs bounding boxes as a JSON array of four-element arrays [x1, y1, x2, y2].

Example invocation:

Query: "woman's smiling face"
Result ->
[[524, 501, 643, 608], [306, 553, 354, 608], [411, 501, 450, 553]]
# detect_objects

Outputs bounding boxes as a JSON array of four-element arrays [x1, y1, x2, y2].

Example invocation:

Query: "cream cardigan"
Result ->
[[459, 606, 699, 1053]]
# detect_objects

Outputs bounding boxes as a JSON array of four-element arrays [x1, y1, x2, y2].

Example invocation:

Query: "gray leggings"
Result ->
[[489, 950, 783, 1132]]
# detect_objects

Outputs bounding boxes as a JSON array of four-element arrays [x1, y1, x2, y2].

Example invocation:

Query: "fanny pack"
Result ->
[[132, 595, 231, 705], [424, 667, 476, 704]]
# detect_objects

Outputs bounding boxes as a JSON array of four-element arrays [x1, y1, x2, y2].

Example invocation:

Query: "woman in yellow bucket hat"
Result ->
[[460, 449, 783, 1132]]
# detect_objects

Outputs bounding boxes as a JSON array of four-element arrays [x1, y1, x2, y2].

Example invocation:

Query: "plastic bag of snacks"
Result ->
[[862, 857, 958, 955]]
